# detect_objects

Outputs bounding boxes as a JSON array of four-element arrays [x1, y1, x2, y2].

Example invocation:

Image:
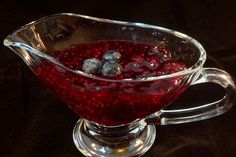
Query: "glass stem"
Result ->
[[84, 120, 147, 144]]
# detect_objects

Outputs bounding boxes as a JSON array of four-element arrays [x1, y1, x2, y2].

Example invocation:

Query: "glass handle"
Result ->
[[145, 68, 236, 125]]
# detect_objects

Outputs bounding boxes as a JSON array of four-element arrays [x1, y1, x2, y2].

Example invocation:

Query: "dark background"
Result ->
[[1, 0, 236, 157]]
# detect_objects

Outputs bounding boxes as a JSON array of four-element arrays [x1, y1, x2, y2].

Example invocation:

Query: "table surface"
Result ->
[[1, 0, 236, 157]]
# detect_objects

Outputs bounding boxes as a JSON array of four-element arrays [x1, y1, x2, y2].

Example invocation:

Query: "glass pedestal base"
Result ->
[[73, 119, 156, 157]]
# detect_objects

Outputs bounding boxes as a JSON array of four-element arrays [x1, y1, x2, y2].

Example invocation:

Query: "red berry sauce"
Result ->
[[35, 40, 188, 126]]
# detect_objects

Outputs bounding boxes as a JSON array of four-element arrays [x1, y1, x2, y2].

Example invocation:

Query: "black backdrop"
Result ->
[[1, 0, 236, 157]]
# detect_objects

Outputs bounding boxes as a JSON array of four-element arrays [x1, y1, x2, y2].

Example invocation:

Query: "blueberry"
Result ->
[[102, 60, 122, 77], [103, 50, 121, 61], [125, 62, 143, 72], [148, 44, 171, 63], [143, 56, 160, 70], [82, 58, 102, 74]]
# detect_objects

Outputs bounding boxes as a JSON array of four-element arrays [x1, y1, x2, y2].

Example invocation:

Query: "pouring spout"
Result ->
[[4, 38, 37, 53], [3, 37, 43, 66], [3, 36, 56, 67], [4, 37, 29, 60], [3, 38, 12, 47]]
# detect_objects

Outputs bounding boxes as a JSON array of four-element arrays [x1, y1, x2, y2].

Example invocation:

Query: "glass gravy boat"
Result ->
[[4, 13, 236, 157]]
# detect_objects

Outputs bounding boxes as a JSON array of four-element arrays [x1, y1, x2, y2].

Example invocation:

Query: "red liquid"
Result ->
[[35, 40, 188, 126]]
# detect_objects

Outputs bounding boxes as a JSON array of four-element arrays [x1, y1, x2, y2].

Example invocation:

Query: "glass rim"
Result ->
[[4, 13, 206, 83]]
